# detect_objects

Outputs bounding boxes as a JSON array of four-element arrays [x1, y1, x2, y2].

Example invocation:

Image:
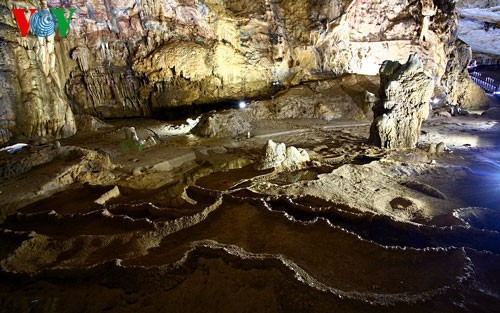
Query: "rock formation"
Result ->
[[369, 54, 434, 149], [441, 40, 489, 109], [94, 186, 121, 205], [192, 110, 252, 138], [190, 74, 379, 138], [457, 0, 500, 58], [258, 140, 310, 170], [0, 0, 488, 144], [74, 114, 112, 132]]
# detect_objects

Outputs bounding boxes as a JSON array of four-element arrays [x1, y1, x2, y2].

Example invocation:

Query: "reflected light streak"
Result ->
[[462, 150, 500, 209]]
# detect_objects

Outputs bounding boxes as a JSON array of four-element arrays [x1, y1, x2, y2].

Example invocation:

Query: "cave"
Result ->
[[1, 0, 500, 312]]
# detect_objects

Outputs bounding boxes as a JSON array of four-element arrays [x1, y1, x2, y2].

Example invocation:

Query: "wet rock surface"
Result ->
[[0, 0, 498, 311], [1, 113, 500, 312]]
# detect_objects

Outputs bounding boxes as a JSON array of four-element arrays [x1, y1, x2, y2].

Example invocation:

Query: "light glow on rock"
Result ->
[[431, 97, 441, 105]]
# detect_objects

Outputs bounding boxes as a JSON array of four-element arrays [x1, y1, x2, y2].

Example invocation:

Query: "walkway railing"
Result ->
[[470, 71, 500, 94]]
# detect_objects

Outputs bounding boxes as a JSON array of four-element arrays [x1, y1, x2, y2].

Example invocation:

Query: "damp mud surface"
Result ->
[[1, 116, 500, 312]]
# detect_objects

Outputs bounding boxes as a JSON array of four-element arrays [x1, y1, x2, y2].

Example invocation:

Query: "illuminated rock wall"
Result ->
[[0, 0, 487, 143], [369, 54, 434, 149]]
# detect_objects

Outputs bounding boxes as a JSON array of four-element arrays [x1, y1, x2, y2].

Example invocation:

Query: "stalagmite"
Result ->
[[369, 54, 434, 149]]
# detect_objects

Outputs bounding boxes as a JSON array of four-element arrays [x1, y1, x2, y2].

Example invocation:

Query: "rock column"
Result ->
[[369, 54, 434, 149]]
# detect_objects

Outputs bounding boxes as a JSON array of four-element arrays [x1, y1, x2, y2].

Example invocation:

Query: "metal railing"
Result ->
[[470, 71, 500, 94]]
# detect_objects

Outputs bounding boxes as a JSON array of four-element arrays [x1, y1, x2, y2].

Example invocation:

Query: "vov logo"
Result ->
[[12, 8, 75, 38]]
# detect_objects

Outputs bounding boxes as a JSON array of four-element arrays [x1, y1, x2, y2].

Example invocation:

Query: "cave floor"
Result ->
[[1, 115, 500, 313]]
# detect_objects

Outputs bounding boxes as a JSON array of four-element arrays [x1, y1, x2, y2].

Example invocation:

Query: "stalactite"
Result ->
[[0, 0, 490, 142]]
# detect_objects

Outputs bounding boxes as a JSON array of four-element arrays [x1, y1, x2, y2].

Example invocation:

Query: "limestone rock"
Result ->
[[456, 0, 492, 8], [0, 145, 114, 181], [436, 142, 447, 154], [428, 144, 437, 155], [457, 1, 500, 57], [0, 129, 13, 146], [192, 110, 252, 138], [95, 186, 121, 205], [242, 75, 378, 123], [75, 115, 112, 132], [188, 75, 379, 138], [132, 166, 146, 176], [0, 15, 77, 143], [440, 40, 489, 109], [434, 109, 453, 118], [145, 136, 157, 148], [161, 117, 200, 136], [0, 0, 483, 143], [37, 148, 116, 194], [258, 140, 310, 170], [370, 54, 435, 149]]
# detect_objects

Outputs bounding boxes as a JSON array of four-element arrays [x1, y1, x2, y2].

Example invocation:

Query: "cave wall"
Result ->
[[0, 0, 486, 144], [0, 1, 78, 144], [456, 0, 499, 8]]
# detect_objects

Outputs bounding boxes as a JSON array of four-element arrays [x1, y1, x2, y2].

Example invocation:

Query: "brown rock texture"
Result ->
[[441, 40, 489, 109], [369, 54, 435, 149], [192, 109, 252, 138], [0, 0, 488, 143], [190, 75, 379, 138], [0, 0, 77, 144]]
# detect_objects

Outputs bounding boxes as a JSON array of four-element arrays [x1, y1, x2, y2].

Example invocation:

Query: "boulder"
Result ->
[[192, 110, 252, 138]]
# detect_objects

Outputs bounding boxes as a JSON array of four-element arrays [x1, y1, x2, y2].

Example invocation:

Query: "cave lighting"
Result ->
[[238, 100, 247, 109], [0, 143, 28, 154], [430, 97, 441, 105], [439, 121, 497, 148], [467, 150, 500, 198]]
